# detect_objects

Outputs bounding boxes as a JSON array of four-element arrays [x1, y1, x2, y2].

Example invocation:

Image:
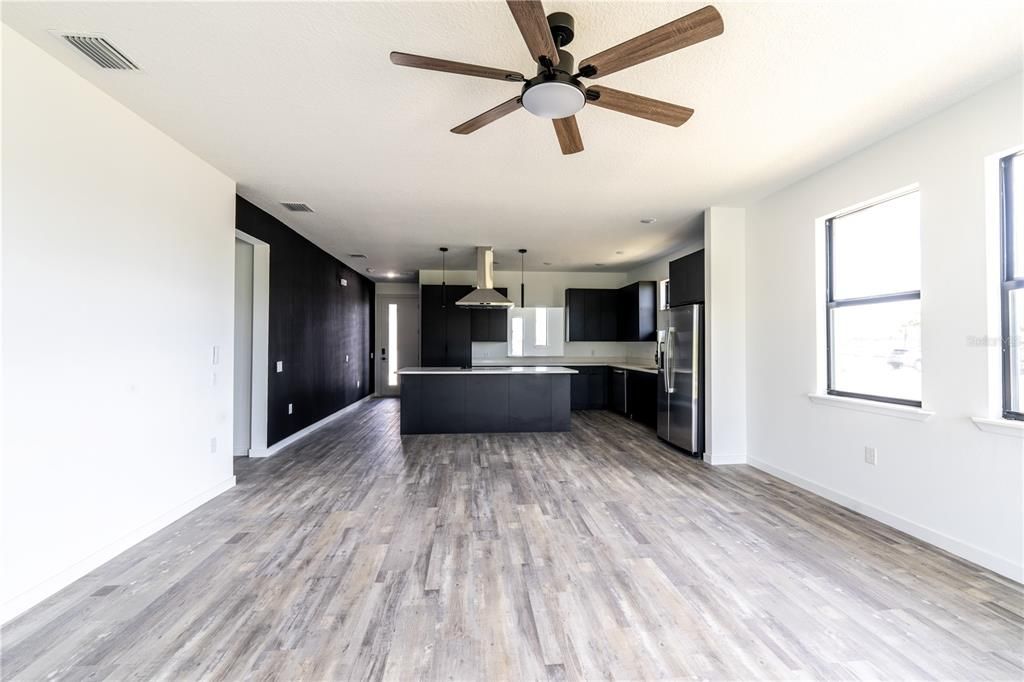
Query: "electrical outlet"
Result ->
[[210, 437, 217, 453], [357, 379, 361, 388], [288, 403, 293, 415], [276, 361, 284, 373], [339, 277, 348, 287], [864, 446, 877, 466]]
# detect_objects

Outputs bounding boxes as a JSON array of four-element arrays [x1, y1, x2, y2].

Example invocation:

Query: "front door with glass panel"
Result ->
[[377, 295, 419, 396]]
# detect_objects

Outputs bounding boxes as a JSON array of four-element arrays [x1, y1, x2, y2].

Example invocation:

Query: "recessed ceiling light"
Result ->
[[385, 271, 397, 278], [640, 217, 657, 224]]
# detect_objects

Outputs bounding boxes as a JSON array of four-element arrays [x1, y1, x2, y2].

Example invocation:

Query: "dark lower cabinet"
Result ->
[[569, 366, 608, 410], [609, 368, 627, 414], [571, 365, 657, 430], [626, 370, 657, 428]]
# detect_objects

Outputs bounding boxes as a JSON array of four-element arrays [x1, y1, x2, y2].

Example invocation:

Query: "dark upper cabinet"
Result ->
[[565, 282, 656, 342], [618, 282, 657, 342], [470, 288, 508, 342], [583, 289, 602, 340], [565, 289, 586, 341], [420, 285, 446, 366], [669, 250, 705, 307], [421, 285, 472, 367]]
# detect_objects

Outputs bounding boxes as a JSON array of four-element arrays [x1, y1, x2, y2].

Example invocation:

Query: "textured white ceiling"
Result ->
[[4, 1, 1021, 278]]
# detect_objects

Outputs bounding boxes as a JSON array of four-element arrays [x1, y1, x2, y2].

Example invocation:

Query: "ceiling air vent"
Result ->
[[62, 34, 139, 70], [280, 202, 314, 213], [348, 254, 367, 259]]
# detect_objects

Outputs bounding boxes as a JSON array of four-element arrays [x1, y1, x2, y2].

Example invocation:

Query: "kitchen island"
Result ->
[[397, 366, 577, 434]]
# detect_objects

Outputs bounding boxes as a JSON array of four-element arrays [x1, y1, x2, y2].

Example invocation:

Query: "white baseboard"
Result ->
[[747, 458, 1023, 582], [257, 395, 372, 458], [1, 475, 236, 624], [704, 452, 747, 465]]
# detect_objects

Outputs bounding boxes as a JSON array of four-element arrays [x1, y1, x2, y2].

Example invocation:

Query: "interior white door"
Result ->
[[233, 239, 254, 455], [377, 295, 419, 396]]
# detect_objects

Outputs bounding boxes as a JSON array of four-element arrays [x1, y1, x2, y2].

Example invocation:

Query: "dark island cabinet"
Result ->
[[421, 285, 472, 367], [565, 282, 657, 342], [668, 249, 704, 307]]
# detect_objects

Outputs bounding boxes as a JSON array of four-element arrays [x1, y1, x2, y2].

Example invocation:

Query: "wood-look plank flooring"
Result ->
[[3, 398, 1022, 680]]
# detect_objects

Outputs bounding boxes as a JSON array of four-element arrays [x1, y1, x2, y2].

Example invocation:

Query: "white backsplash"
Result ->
[[473, 341, 658, 366]]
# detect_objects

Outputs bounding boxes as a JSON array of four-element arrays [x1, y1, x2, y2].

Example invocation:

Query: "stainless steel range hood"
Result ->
[[456, 247, 514, 309]]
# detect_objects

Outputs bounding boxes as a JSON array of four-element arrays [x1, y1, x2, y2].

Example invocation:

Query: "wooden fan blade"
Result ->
[[451, 97, 523, 135], [552, 116, 583, 155], [586, 86, 693, 127], [580, 5, 723, 79], [390, 52, 525, 82], [506, 0, 559, 66]]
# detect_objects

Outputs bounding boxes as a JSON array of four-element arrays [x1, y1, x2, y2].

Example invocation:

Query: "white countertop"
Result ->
[[398, 366, 578, 375], [471, 358, 659, 375]]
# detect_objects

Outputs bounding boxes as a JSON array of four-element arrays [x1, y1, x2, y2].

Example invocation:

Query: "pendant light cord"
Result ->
[[519, 249, 527, 307]]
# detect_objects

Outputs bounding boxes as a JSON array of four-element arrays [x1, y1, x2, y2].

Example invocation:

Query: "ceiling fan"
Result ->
[[390, 1, 724, 155]]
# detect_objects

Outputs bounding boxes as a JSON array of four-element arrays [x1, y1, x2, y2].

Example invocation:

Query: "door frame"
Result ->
[[234, 229, 270, 457], [375, 293, 419, 396]]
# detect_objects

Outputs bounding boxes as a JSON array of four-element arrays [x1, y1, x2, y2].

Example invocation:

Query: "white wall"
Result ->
[[744, 74, 1024, 580], [705, 208, 748, 465], [1, 26, 237, 620]]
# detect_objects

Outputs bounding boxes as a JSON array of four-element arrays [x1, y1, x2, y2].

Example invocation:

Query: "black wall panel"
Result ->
[[236, 197, 375, 445]]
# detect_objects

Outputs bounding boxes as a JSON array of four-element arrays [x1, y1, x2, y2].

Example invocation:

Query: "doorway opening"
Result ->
[[233, 230, 270, 456]]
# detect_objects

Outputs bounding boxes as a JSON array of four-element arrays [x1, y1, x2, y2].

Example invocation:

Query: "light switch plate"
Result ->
[[288, 403, 293, 415], [864, 446, 877, 465], [339, 277, 348, 287], [276, 361, 283, 373]]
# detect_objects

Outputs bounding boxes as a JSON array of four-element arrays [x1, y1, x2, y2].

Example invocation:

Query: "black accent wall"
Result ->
[[236, 197, 375, 445]]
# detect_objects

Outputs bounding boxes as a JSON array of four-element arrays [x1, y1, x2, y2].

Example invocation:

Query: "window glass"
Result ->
[[831, 191, 920, 299], [831, 299, 921, 403], [1011, 153, 1023, 279], [1009, 289, 1023, 414], [827, 189, 922, 405]]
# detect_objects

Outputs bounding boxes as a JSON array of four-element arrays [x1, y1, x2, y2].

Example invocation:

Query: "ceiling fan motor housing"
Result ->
[[546, 12, 575, 48], [522, 46, 585, 119]]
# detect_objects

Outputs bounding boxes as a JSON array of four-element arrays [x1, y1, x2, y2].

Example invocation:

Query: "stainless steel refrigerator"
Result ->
[[657, 304, 704, 455]]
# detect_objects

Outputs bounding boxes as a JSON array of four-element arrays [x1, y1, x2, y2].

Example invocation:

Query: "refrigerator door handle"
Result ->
[[665, 327, 675, 394]]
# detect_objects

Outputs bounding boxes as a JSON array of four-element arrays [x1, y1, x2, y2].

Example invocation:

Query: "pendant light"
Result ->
[[519, 249, 527, 307], [439, 247, 448, 309]]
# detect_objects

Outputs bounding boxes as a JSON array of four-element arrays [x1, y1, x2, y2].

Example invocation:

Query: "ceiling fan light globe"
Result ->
[[521, 81, 586, 119]]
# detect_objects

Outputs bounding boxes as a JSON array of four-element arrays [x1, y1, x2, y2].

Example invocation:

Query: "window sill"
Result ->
[[971, 417, 1024, 438], [807, 393, 934, 421]]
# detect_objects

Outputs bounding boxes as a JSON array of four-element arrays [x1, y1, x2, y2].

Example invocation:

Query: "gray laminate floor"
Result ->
[[2, 398, 1022, 680]]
